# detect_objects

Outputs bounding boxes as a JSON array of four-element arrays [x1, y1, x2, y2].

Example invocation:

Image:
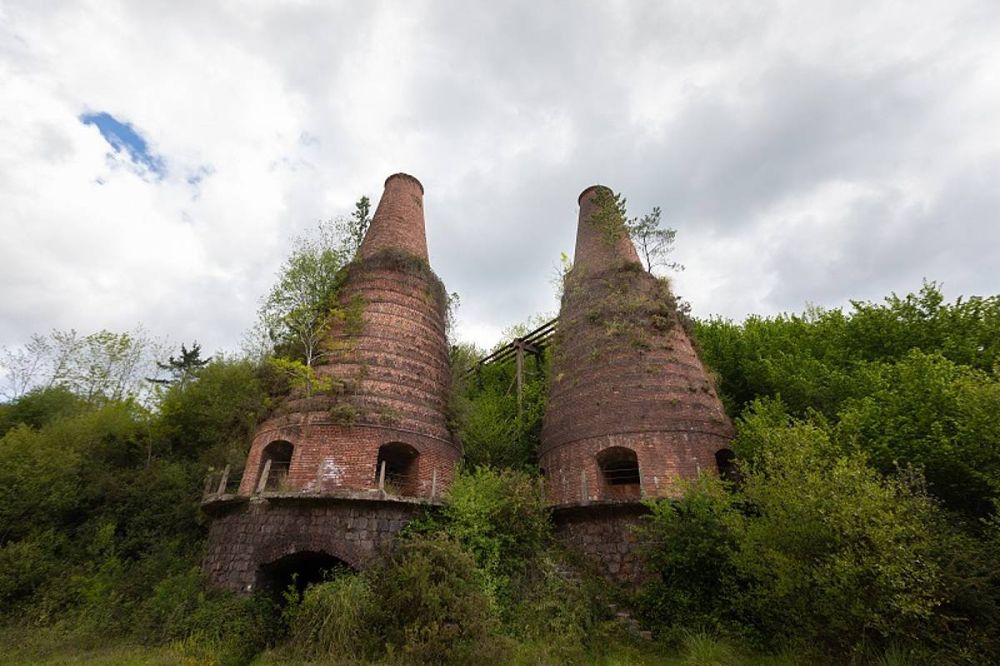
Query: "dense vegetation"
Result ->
[[1, 269, 997, 663]]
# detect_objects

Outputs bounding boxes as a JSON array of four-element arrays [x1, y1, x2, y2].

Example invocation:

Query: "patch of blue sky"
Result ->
[[80, 111, 166, 178]]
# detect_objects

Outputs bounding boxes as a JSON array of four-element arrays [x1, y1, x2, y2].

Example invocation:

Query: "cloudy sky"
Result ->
[[2, 0, 999, 359]]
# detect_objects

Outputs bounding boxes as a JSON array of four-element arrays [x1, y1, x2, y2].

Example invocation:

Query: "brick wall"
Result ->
[[358, 173, 428, 261], [235, 172, 459, 499], [540, 187, 734, 507]]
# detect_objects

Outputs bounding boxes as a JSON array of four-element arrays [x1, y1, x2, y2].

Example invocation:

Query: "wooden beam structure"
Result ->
[[463, 317, 559, 415]]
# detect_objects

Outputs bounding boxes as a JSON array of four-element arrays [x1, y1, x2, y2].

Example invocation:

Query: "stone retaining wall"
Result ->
[[202, 496, 429, 593]]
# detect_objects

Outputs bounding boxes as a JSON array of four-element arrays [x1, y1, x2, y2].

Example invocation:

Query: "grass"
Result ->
[[2, 625, 920, 666]]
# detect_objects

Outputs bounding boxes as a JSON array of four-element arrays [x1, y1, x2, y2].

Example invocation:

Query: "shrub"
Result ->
[[442, 467, 549, 609], [368, 533, 503, 664], [641, 401, 945, 654]]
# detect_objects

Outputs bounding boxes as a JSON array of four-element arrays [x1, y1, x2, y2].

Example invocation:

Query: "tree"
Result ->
[[147, 342, 211, 387], [335, 196, 372, 256], [0, 334, 52, 401], [627, 206, 683, 275], [256, 221, 349, 395], [2, 327, 162, 404]]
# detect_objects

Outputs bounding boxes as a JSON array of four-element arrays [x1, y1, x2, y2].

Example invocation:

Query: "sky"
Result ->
[[2, 0, 999, 361]]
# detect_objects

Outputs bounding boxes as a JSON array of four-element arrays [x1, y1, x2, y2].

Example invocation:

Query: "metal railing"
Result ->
[[202, 461, 442, 501], [202, 465, 243, 499], [375, 460, 440, 500], [539, 468, 645, 505]]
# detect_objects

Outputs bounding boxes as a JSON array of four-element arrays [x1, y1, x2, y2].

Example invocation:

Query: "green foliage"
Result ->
[[443, 468, 549, 608], [0, 356, 278, 661], [505, 548, 619, 662], [368, 533, 503, 664], [694, 282, 1000, 519], [453, 343, 548, 469], [641, 401, 948, 655], [283, 573, 377, 662], [147, 341, 211, 387], [334, 195, 372, 256], [153, 358, 267, 466], [257, 221, 350, 373], [0, 386, 85, 436], [586, 187, 631, 246], [626, 206, 683, 275]]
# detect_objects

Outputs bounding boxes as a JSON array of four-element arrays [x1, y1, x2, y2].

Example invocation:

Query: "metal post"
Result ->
[[216, 465, 231, 495], [255, 459, 272, 494], [581, 469, 588, 503], [431, 469, 438, 499], [378, 460, 386, 493]]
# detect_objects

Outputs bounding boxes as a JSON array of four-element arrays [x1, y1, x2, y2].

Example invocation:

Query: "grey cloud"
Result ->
[[1, 0, 999, 364]]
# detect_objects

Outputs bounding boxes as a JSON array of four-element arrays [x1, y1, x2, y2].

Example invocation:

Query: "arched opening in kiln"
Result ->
[[597, 446, 641, 500], [258, 440, 293, 492], [375, 442, 420, 496], [256, 550, 352, 599], [715, 448, 739, 483]]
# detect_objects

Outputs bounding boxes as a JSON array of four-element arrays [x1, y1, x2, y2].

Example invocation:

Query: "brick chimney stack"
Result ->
[[572, 185, 642, 274], [233, 172, 457, 500], [540, 185, 734, 583], [358, 173, 429, 261]]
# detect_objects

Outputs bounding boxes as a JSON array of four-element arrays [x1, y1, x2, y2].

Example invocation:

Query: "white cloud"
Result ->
[[1, 0, 999, 364]]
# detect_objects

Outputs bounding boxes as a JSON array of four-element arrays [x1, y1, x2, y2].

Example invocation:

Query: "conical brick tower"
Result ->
[[540, 185, 734, 581], [203, 173, 459, 593]]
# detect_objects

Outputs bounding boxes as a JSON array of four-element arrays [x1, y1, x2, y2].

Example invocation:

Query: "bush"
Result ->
[[368, 533, 503, 664], [442, 467, 549, 610], [641, 401, 945, 654]]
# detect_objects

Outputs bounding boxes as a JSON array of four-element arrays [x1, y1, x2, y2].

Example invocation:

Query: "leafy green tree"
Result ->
[[367, 533, 501, 663], [834, 351, 1000, 517], [256, 222, 349, 393], [641, 400, 945, 653], [442, 468, 549, 607], [154, 358, 267, 464]]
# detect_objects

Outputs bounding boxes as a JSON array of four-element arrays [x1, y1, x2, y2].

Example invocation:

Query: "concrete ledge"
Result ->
[[201, 489, 444, 515]]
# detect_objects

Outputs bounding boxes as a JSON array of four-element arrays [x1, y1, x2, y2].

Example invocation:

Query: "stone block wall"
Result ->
[[553, 504, 649, 584], [202, 496, 427, 593]]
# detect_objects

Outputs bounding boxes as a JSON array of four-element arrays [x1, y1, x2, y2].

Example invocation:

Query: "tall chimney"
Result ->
[[235, 172, 457, 498], [541, 184, 733, 506], [572, 185, 642, 274], [539, 184, 734, 583], [358, 173, 428, 261]]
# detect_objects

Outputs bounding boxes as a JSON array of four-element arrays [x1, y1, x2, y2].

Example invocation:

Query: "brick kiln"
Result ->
[[202, 173, 460, 593], [540, 185, 735, 583]]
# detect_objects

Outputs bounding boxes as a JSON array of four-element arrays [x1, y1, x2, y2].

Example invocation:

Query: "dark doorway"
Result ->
[[715, 448, 740, 483], [256, 550, 351, 599]]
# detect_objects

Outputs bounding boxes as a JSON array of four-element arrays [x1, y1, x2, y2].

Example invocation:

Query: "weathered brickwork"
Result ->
[[358, 173, 428, 261], [553, 504, 649, 584], [540, 185, 734, 508], [235, 172, 459, 499], [203, 176, 734, 592], [238, 423, 455, 498], [202, 497, 427, 592], [204, 173, 458, 588]]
